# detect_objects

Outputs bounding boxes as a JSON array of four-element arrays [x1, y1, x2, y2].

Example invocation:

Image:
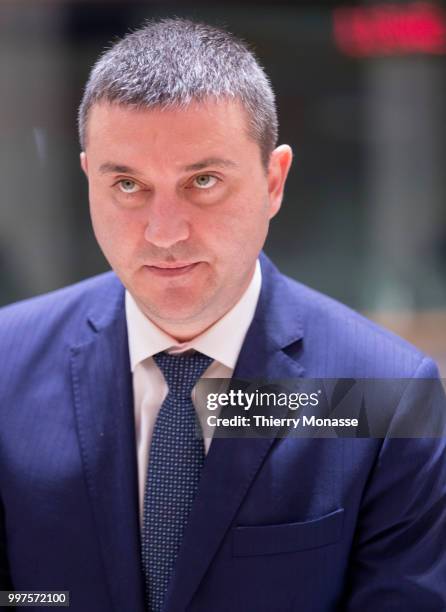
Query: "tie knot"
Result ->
[[153, 351, 213, 397]]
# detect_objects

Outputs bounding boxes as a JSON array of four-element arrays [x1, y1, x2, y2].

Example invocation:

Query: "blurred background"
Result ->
[[0, 0, 445, 373]]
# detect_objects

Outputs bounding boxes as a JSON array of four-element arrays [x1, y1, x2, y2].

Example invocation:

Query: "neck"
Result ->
[[136, 301, 231, 343]]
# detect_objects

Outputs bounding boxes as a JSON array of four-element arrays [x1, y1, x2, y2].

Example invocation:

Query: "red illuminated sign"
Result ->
[[333, 3, 446, 57]]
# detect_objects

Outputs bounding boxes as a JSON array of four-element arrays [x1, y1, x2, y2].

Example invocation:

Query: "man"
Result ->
[[0, 18, 445, 612]]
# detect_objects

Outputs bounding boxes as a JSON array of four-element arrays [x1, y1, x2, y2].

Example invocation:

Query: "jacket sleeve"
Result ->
[[341, 357, 446, 610]]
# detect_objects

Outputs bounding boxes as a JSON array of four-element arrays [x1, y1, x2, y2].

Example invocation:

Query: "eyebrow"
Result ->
[[182, 157, 238, 172], [98, 157, 238, 176], [99, 162, 142, 175]]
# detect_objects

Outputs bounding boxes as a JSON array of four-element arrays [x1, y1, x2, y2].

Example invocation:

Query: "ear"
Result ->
[[267, 145, 293, 219], [80, 151, 88, 177]]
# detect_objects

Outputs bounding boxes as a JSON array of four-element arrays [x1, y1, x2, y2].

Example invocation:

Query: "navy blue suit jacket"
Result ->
[[1, 254, 445, 611]]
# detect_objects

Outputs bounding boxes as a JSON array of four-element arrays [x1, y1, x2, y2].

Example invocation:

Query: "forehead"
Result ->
[[85, 99, 257, 163]]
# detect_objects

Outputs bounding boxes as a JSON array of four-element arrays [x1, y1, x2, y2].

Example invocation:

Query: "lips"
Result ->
[[144, 262, 200, 277], [149, 262, 197, 269]]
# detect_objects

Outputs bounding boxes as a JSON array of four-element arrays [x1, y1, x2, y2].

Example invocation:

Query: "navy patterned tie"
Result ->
[[141, 351, 213, 612]]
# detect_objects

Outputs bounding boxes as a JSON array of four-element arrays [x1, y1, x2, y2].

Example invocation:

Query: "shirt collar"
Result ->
[[126, 260, 261, 372]]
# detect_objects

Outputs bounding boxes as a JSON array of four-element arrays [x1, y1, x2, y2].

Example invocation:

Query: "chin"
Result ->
[[127, 268, 222, 324], [138, 294, 211, 324]]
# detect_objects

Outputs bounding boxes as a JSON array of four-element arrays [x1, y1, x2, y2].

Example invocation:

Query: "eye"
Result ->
[[193, 175, 218, 189], [118, 179, 140, 194]]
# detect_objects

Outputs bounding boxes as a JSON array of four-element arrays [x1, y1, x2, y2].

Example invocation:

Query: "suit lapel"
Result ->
[[164, 254, 305, 612], [70, 281, 145, 612]]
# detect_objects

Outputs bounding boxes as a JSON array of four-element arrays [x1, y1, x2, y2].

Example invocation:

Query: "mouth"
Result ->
[[144, 262, 201, 277]]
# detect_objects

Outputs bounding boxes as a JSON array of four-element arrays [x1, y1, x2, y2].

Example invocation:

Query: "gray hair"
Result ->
[[78, 18, 278, 168]]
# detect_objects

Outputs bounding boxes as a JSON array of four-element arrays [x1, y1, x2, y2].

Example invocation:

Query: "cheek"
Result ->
[[201, 198, 269, 267], [213, 193, 270, 239], [89, 194, 143, 261]]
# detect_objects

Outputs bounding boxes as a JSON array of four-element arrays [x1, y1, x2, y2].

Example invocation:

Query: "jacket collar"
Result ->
[[233, 252, 304, 380]]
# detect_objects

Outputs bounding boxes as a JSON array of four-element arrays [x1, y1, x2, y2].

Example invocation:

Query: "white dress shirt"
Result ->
[[125, 260, 262, 517]]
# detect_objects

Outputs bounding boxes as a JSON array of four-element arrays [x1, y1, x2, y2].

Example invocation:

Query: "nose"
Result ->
[[144, 193, 190, 249]]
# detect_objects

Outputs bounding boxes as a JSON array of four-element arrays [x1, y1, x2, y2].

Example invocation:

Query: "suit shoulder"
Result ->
[[286, 275, 423, 353], [0, 271, 121, 334], [0, 273, 125, 397], [281, 274, 432, 377]]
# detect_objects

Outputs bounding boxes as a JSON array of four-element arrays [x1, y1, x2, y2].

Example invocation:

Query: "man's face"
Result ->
[[81, 99, 292, 339]]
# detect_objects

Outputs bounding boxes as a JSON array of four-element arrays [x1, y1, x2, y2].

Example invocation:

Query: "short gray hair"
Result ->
[[78, 18, 278, 168]]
